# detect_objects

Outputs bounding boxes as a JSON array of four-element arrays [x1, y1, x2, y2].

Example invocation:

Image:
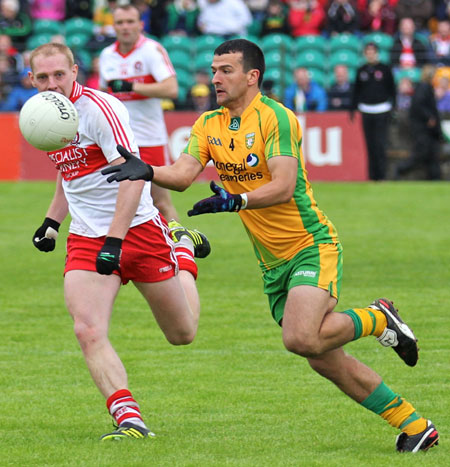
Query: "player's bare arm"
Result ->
[[152, 153, 203, 191], [102, 147, 203, 191], [45, 172, 69, 223], [132, 75, 178, 100], [242, 155, 298, 209], [107, 157, 146, 240]]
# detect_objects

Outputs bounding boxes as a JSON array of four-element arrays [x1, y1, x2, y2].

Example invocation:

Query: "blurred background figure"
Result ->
[[29, 0, 65, 22], [184, 68, 217, 110], [165, 0, 199, 36], [0, 51, 18, 104], [262, 78, 280, 101], [261, 0, 290, 36], [0, 0, 32, 50], [325, 0, 359, 36], [197, 0, 252, 37], [352, 42, 396, 180], [0, 32, 22, 72], [92, 0, 118, 42], [185, 83, 212, 112], [435, 75, 450, 112], [328, 64, 354, 110], [0, 67, 37, 111], [288, 0, 325, 37], [390, 17, 429, 70], [85, 54, 100, 89], [395, 65, 442, 180], [429, 19, 450, 66], [359, 0, 397, 36], [284, 66, 328, 112], [395, 0, 433, 34], [396, 76, 414, 111]]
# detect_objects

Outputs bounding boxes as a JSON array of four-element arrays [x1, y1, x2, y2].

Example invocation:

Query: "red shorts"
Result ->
[[139, 145, 170, 167], [65, 215, 178, 284]]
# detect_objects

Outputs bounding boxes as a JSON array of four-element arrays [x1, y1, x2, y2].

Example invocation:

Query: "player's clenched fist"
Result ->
[[32, 217, 60, 252], [96, 237, 122, 275]]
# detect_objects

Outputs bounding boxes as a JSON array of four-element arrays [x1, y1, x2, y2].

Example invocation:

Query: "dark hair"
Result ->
[[214, 39, 265, 87], [364, 41, 379, 52]]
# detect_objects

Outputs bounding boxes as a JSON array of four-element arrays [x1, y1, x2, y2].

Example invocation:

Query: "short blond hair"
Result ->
[[30, 43, 75, 71]]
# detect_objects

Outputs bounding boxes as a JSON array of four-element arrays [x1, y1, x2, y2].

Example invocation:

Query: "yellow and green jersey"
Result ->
[[184, 92, 339, 272]]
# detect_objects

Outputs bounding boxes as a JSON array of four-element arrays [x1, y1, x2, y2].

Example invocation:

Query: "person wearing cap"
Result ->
[[184, 69, 217, 111], [187, 83, 213, 112]]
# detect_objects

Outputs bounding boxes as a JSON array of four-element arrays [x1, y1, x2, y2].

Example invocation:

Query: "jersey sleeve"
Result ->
[[98, 50, 108, 89], [146, 41, 175, 82], [182, 114, 211, 168], [263, 105, 302, 161], [88, 93, 139, 163]]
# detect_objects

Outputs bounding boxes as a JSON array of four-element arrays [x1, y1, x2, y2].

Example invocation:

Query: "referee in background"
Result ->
[[351, 42, 397, 181]]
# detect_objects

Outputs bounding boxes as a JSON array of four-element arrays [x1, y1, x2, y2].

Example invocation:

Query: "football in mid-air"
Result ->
[[19, 91, 79, 151]]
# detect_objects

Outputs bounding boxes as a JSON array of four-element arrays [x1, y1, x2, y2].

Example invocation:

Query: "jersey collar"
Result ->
[[113, 34, 147, 58], [69, 81, 84, 103]]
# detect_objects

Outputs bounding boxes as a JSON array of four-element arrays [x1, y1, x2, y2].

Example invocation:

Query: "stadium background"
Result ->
[[1, 0, 450, 181]]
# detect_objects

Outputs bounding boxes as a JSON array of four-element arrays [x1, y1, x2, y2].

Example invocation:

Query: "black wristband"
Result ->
[[104, 237, 123, 248], [44, 217, 60, 231]]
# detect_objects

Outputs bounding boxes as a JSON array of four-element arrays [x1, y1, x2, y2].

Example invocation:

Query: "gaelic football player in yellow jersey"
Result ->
[[103, 39, 439, 452]]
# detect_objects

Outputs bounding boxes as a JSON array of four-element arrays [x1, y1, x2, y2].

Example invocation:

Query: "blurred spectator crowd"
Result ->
[[2, 0, 450, 116]]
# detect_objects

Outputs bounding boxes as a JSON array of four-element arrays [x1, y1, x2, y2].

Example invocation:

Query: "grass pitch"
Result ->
[[0, 180, 449, 466]]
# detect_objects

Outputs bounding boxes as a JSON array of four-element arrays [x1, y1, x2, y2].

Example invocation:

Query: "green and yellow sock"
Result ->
[[361, 381, 427, 435], [343, 307, 387, 340]]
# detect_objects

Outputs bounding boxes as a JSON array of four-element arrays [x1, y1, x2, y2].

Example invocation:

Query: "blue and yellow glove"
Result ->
[[188, 181, 244, 216]]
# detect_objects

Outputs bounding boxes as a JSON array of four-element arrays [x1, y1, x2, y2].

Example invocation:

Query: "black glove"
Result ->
[[33, 217, 60, 252], [188, 181, 243, 216], [96, 237, 122, 275], [107, 80, 133, 93], [102, 145, 154, 182]]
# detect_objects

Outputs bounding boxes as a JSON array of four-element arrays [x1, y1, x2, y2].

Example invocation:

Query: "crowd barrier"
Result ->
[[0, 111, 368, 182]]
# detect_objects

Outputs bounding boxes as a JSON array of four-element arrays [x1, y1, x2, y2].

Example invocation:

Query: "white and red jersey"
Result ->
[[98, 34, 175, 147], [47, 81, 157, 238]]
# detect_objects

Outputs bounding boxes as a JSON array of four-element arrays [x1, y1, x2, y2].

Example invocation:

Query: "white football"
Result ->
[[19, 91, 79, 151]]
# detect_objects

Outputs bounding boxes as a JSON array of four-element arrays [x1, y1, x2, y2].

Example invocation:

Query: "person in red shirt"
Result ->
[[288, 0, 325, 36]]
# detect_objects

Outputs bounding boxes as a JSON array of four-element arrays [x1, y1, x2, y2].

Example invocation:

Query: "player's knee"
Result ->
[[73, 320, 105, 349], [282, 333, 322, 358], [164, 327, 196, 346]]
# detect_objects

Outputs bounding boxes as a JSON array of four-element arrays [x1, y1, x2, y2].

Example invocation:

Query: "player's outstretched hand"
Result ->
[[188, 181, 243, 216], [32, 217, 60, 252], [96, 237, 122, 275], [102, 145, 154, 182]]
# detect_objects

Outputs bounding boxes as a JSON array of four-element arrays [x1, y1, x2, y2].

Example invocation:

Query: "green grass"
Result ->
[[0, 181, 449, 466]]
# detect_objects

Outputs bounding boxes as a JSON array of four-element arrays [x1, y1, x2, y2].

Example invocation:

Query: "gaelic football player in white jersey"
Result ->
[[99, 4, 179, 223], [29, 42, 210, 441]]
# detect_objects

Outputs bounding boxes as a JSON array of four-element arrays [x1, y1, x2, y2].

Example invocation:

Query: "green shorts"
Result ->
[[263, 243, 343, 325]]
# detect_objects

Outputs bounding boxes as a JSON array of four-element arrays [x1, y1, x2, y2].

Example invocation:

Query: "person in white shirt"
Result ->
[[99, 4, 179, 221], [197, 0, 252, 37], [29, 42, 210, 441]]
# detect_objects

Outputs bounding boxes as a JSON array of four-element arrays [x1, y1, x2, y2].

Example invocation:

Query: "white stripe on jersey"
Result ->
[[84, 89, 132, 150]]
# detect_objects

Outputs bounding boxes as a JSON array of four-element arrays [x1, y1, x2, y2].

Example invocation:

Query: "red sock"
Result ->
[[106, 389, 145, 428], [175, 246, 198, 279]]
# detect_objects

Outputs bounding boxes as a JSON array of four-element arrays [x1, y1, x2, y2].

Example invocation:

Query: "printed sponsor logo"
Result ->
[[294, 270, 317, 278], [214, 156, 264, 182], [207, 135, 223, 146], [159, 265, 173, 273], [246, 153, 259, 167]]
